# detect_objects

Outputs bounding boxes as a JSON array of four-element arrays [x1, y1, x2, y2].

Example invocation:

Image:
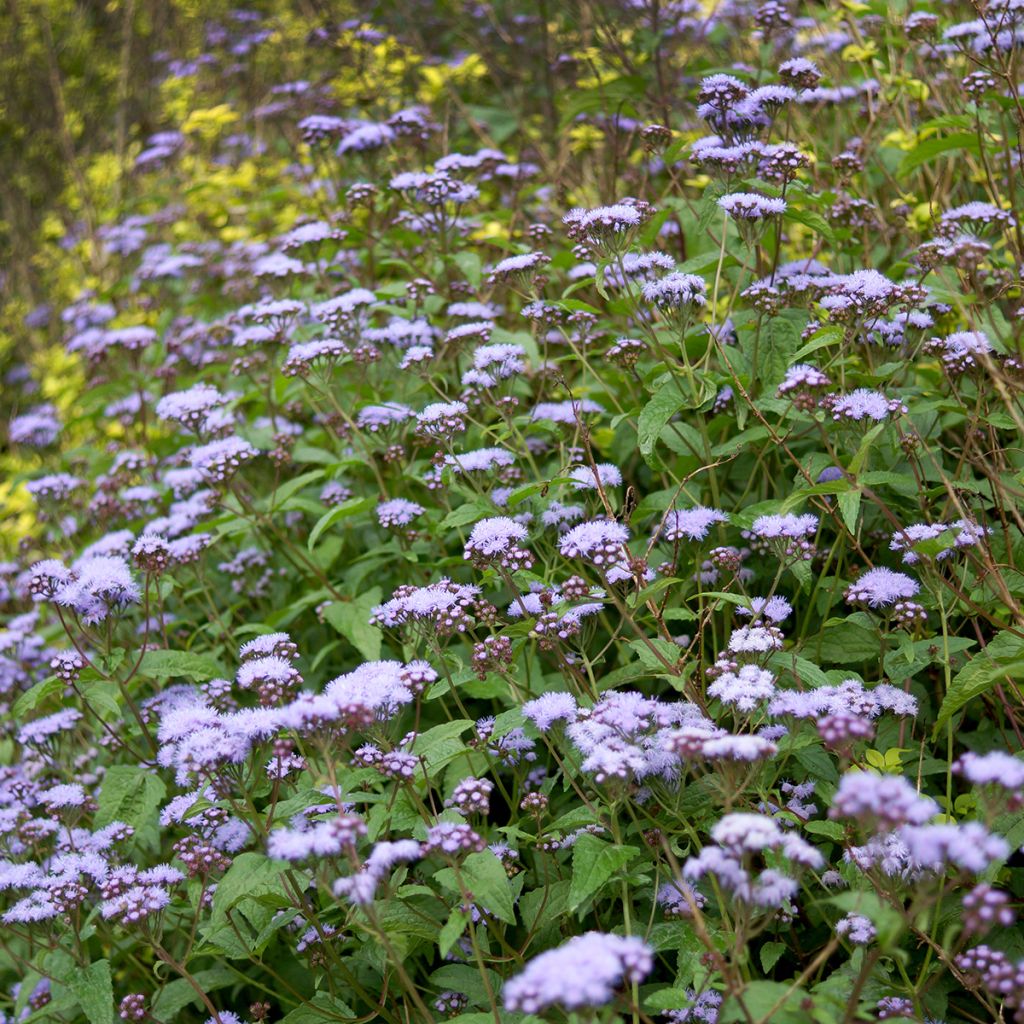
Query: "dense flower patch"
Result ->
[[1, 3, 1024, 1024]]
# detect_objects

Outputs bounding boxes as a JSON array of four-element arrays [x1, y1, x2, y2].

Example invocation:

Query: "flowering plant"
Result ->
[[1, 4, 1023, 1024]]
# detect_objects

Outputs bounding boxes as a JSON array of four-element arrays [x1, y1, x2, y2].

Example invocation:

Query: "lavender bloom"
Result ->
[[42, 556, 141, 624], [444, 447, 515, 474], [768, 678, 917, 720], [836, 913, 876, 945], [657, 507, 729, 542], [464, 517, 533, 570], [900, 822, 1009, 874], [356, 403, 413, 432], [559, 520, 630, 568], [156, 384, 228, 432], [422, 822, 486, 856], [268, 814, 367, 860], [488, 252, 550, 281], [25, 474, 84, 501], [521, 692, 579, 731], [823, 389, 907, 422], [829, 772, 938, 827], [415, 401, 468, 439], [377, 499, 424, 529], [657, 879, 706, 918], [332, 839, 421, 905], [503, 932, 653, 1012], [890, 520, 990, 563], [778, 363, 830, 395], [737, 596, 792, 623], [371, 579, 480, 634], [189, 437, 258, 482], [642, 273, 708, 314], [708, 665, 776, 711], [718, 192, 787, 219], [530, 399, 604, 424], [962, 884, 1015, 935], [844, 567, 919, 608], [10, 405, 60, 446], [956, 751, 1024, 795], [568, 463, 623, 491]]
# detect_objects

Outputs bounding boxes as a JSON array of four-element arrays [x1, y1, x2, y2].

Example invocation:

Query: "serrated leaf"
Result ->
[[279, 992, 357, 1024], [760, 941, 787, 973], [307, 497, 375, 553], [96, 765, 166, 844], [138, 649, 224, 682], [935, 630, 1024, 731], [439, 907, 470, 957], [12, 676, 63, 718], [458, 850, 516, 923], [321, 588, 383, 660], [567, 834, 638, 912], [439, 501, 494, 529], [804, 820, 846, 841], [66, 960, 113, 1024], [898, 132, 981, 174]]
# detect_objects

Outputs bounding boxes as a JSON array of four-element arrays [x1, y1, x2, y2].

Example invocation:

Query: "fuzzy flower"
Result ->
[[844, 567, 919, 608], [530, 399, 604, 424], [464, 517, 533, 570], [568, 463, 623, 491], [189, 437, 258, 483], [356, 403, 413, 432], [377, 499, 424, 529], [657, 507, 729, 542], [778, 363, 831, 395], [521, 692, 579, 731], [708, 665, 776, 711], [489, 252, 550, 281], [503, 932, 653, 1013], [156, 384, 227, 432], [559, 520, 630, 568], [444, 447, 515, 474], [956, 751, 1024, 795], [829, 771, 937, 828], [823, 389, 907, 422], [641, 273, 708, 313], [836, 913, 876, 945], [718, 192, 787, 219]]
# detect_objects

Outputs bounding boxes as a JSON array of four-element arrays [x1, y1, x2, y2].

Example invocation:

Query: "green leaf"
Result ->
[[96, 765, 166, 846], [898, 132, 981, 175], [638, 376, 713, 466], [838, 489, 861, 534], [151, 968, 237, 1022], [439, 907, 470, 957], [279, 992, 357, 1024], [67, 960, 113, 1024], [804, 820, 846, 841], [439, 501, 494, 529], [567, 834, 639, 912], [412, 720, 474, 776], [209, 852, 290, 930], [935, 630, 1024, 731], [307, 497, 375, 553], [816, 619, 879, 664], [265, 469, 324, 511], [138, 649, 224, 682], [760, 941, 787, 973], [638, 381, 686, 464], [321, 588, 383, 660], [12, 675, 62, 718], [646, 989, 704, 1011], [458, 850, 516, 923], [719, 981, 803, 1023]]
